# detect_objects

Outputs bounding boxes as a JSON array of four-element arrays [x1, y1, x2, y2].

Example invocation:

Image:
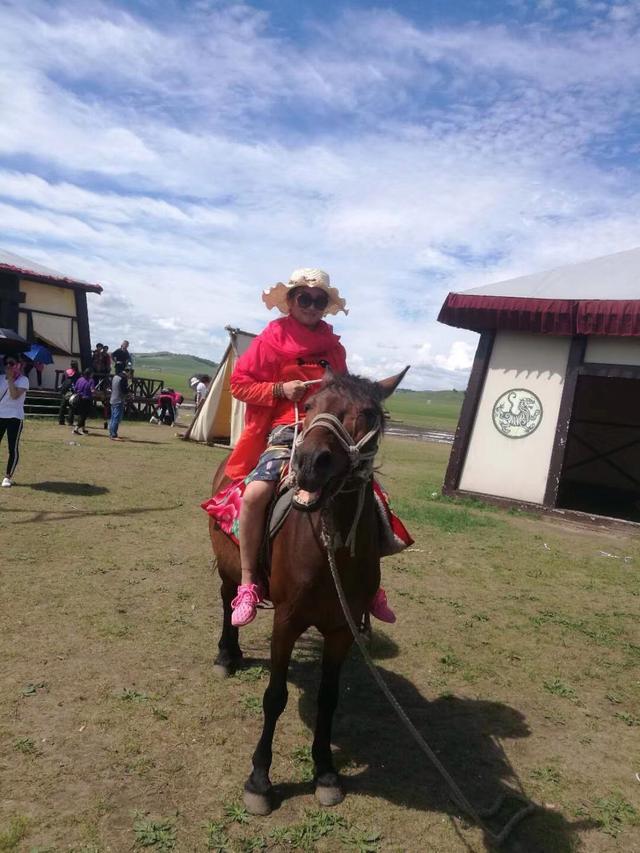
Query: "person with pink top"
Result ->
[[223, 268, 396, 628]]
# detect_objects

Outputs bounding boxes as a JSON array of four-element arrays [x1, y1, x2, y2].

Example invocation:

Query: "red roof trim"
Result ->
[[438, 293, 640, 337], [577, 300, 640, 336], [0, 262, 103, 294]]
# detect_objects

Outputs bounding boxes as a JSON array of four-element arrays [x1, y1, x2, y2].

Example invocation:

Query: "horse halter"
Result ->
[[293, 410, 381, 555], [296, 411, 381, 477]]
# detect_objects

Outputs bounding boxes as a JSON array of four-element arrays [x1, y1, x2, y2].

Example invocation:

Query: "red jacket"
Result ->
[[225, 315, 347, 479]]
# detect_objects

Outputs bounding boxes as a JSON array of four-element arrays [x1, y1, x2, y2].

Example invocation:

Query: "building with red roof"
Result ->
[[0, 249, 102, 387], [438, 247, 640, 523]]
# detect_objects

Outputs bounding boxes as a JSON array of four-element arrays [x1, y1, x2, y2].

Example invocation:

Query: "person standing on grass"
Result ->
[[72, 368, 96, 435], [0, 355, 29, 488], [109, 367, 131, 441], [171, 390, 184, 425], [195, 375, 211, 406], [58, 360, 81, 426], [94, 372, 111, 430]]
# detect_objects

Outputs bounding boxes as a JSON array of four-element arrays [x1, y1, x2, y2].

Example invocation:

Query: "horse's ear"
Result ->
[[376, 366, 410, 399]]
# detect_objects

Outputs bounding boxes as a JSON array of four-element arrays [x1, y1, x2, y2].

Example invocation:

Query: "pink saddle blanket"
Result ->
[[202, 478, 413, 556]]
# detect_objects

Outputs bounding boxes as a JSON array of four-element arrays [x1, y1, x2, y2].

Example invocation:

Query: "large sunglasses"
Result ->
[[5, 360, 17, 367], [296, 291, 329, 311]]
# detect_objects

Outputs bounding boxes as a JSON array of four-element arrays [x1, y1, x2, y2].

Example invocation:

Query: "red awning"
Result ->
[[438, 293, 640, 337], [577, 300, 640, 336]]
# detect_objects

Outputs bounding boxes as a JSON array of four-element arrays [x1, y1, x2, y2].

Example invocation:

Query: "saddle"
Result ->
[[201, 473, 413, 568], [258, 476, 298, 581], [268, 484, 295, 541]]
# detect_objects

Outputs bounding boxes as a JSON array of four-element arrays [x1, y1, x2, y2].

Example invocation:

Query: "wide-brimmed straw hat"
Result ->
[[262, 268, 348, 316]]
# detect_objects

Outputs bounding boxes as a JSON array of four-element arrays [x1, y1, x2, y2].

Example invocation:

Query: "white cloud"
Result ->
[[0, 1, 639, 389]]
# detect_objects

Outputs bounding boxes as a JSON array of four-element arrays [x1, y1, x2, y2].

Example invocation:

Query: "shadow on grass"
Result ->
[[28, 481, 109, 496], [85, 433, 164, 445], [235, 632, 595, 852], [2, 503, 182, 523]]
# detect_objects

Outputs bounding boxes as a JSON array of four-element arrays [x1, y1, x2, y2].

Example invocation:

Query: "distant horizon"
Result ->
[[132, 351, 466, 394]]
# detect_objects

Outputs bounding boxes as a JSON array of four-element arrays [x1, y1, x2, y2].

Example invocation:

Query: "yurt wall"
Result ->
[[459, 332, 571, 503]]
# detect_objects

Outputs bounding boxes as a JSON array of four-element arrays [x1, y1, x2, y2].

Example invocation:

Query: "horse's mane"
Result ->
[[321, 373, 386, 432]]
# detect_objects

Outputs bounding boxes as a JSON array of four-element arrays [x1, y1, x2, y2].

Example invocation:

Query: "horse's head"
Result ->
[[292, 366, 409, 510]]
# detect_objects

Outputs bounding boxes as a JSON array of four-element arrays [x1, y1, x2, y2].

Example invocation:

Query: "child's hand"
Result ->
[[282, 380, 306, 401]]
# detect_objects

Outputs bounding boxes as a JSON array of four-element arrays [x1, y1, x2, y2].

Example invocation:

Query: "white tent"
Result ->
[[184, 327, 255, 445]]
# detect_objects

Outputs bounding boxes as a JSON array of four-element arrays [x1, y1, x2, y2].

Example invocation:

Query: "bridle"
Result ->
[[292, 409, 382, 555]]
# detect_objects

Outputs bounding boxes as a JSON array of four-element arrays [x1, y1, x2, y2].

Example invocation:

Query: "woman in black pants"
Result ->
[[58, 360, 80, 425], [72, 368, 96, 435], [0, 355, 29, 488]]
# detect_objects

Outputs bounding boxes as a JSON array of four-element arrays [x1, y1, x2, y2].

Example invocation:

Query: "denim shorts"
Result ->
[[245, 425, 296, 484]]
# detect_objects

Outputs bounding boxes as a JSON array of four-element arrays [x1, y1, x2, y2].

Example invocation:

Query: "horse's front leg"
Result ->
[[244, 614, 301, 816], [313, 626, 354, 806], [213, 574, 242, 677]]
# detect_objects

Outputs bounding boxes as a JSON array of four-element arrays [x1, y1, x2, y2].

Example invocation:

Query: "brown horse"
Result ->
[[209, 367, 408, 815]]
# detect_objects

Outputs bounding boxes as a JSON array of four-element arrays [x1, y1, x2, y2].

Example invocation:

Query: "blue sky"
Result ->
[[1, 0, 639, 388]]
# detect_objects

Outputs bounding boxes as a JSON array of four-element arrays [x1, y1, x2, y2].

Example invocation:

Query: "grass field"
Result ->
[[384, 390, 463, 432], [1, 420, 639, 851], [133, 353, 219, 398]]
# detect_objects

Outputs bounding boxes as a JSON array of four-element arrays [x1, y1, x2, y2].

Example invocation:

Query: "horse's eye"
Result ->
[[304, 402, 312, 412], [362, 408, 377, 424]]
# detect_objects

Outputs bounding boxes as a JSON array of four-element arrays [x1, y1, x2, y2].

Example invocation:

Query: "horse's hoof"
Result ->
[[244, 789, 272, 816], [212, 663, 232, 679], [315, 783, 345, 807], [213, 655, 242, 678]]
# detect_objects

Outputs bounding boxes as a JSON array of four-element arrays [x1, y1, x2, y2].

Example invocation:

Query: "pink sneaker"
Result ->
[[231, 583, 263, 627], [369, 587, 396, 623]]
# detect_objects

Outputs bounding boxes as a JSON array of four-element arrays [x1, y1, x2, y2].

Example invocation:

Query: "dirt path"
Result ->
[[386, 421, 454, 444]]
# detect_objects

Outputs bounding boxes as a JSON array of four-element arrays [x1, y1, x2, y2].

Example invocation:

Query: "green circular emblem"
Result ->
[[492, 389, 543, 439]]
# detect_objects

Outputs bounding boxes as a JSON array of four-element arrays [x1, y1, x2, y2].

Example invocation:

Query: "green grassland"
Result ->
[[133, 352, 219, 396], [1, 419, 638, 851], [385, 389, 463, 431]]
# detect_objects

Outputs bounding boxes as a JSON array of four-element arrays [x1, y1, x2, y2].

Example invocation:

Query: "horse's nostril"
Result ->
[[316, 450, 332, 470]]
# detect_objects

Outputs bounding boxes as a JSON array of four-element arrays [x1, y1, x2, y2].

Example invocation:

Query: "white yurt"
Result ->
[[438, 247, 640, 523]]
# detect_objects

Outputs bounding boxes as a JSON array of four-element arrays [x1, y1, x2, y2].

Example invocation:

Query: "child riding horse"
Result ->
[[206, 365, 410, 814], [220, 268, 395, 627]]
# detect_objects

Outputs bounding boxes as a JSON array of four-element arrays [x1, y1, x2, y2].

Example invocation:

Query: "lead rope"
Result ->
[[319, 512, 536, 847], [288, 379, 325, 477]]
